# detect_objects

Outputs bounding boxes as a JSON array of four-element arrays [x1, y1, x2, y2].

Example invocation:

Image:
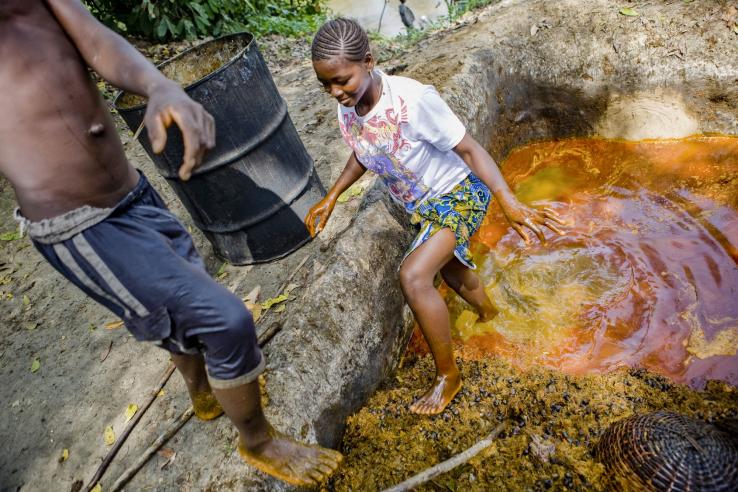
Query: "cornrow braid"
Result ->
[[311, 17, 370, 62]]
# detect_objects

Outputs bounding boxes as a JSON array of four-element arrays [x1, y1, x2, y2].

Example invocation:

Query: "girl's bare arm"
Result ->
[[453, 133, 564, 243], [305, 152, 366, 236]]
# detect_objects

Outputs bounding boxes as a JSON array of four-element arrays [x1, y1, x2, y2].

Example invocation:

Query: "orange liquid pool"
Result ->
[[442, 136, 738, 388]]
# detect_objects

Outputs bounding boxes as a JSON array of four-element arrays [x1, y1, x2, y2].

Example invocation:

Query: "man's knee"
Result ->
[[203, 295, 263, 386], [220, 296, 256, 343]]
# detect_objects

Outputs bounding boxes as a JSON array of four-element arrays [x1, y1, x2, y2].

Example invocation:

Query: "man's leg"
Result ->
[[211, 381, 342, 487], [197, 294, 342, 486], [400, 228, 461, 415], [171, 353, 223, 421], [440, 258, 498, 321]]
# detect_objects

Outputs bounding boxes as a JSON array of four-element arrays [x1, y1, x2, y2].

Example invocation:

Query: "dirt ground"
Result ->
[[331, 354, 738, 491], [2, 0, 738, 491]]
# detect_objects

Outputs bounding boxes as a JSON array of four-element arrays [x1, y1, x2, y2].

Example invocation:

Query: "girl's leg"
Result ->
[[171, 353, 224, 420], [400, 228, 460, 415], [440, 258, 498, 321]]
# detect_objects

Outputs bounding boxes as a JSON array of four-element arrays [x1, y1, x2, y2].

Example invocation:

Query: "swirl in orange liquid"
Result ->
[[434, 136, 738, 389]]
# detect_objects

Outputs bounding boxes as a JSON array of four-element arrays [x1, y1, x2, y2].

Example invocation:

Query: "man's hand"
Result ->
[[498, 196, 565, 244], [144, 82, 215, 181]]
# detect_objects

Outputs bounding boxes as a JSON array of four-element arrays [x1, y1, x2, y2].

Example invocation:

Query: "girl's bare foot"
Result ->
[[239, 433, 343, 487], [409, 370, 462, 415], [478, 304, 499, 323], [192, 390, 224, 421]]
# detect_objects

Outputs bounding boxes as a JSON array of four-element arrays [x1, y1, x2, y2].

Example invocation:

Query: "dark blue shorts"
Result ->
[[32, 173, 264, 388]]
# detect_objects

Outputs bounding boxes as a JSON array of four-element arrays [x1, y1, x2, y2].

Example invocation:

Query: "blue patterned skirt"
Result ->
[[402, 173, 491, 269]]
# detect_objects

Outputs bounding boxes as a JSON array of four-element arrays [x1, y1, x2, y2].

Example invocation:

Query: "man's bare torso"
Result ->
[[0, 0, 137, 221]]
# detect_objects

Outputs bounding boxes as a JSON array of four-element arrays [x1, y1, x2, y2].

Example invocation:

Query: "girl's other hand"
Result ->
[[305, 195, 337, 237], [499, 198, 566, 244]]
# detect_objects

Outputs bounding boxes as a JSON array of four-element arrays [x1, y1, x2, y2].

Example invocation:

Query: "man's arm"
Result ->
[[44, 0, 215, 180]]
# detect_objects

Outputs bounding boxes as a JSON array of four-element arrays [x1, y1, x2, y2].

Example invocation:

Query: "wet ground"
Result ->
[[330, 356, 738, 491]]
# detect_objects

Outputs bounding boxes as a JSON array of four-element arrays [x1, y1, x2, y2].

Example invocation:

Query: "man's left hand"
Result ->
[[144, 82, 215, 181]]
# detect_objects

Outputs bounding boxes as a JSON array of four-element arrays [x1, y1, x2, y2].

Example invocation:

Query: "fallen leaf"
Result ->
[[337, 183, 366, 203], [273, 304, 287, 313], [90, 484, 102, 492], [60, 448, 69, 463], [619, 7, 639, 16], [0, 231, 21, 242], [158, 447, 175, 459], [103, 426, 116, 446], [24, 322, 38, 331], [88, 323, 97, 332], [30, 357, 40, 373], [22, 295, 30, 306], [124, 404, 138, 423], [261, 293, 289, 310], [157, 389, 166, 397], [104, 320, 124, 330], [244, 301, 262, 322], [216, 262, 228, 279], [100, 341, 112, 362], [157, 447, 176, 469]]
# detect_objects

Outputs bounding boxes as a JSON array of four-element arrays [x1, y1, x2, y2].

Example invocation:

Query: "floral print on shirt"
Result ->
[[339, 98, 429, 209]]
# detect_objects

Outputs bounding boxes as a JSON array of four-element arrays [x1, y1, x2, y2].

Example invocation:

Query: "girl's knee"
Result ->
[[400, 265, 432, 298]]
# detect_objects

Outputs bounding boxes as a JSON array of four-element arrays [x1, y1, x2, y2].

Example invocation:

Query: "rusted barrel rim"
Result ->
[[112, 31, 255, 112]]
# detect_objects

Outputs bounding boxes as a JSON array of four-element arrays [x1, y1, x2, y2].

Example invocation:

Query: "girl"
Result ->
[[305, 18, 564, 415]]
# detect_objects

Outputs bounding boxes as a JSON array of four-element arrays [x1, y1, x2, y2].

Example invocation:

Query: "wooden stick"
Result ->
[[377, 0, 389, 32], [257, 252, 313, 330], [124, 121, 145, 149], [109, 407, 195, 492], [86, 362, 176, 491], [381, 422, 507, 492]]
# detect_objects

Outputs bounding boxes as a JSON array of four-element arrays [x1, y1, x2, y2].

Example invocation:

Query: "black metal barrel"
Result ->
[[114, 32, 324, 265]]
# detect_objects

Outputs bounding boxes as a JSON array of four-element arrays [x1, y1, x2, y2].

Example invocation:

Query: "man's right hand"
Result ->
[[145, 81, 216, 181], [305, 195, 337, 237]]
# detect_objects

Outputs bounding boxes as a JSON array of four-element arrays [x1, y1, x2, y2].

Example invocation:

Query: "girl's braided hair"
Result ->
[[311, 18, 370, 62]]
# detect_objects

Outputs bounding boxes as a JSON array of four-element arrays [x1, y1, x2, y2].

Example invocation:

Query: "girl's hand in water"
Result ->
[[305, 195, 337, 237], [498, 197, 566, 244]]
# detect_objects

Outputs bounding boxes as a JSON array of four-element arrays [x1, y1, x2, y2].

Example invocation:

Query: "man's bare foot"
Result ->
[[191, 391, 224, 421], [238, 432, 343, 487], [410, 371, 462, 415]]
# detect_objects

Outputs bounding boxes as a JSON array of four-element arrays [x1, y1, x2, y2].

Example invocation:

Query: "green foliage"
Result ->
[[444, 0, 499, 20], [84, 0, 326, 41]]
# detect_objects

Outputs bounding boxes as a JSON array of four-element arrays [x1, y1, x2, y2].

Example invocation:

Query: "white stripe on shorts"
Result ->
[[53, 243, 132, 318], [72, 234, 150, 318]]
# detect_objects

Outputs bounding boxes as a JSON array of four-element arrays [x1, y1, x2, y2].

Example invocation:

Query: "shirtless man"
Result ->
[[0, 1, 341, 487]]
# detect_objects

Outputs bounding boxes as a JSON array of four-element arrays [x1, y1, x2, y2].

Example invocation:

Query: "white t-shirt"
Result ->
[[338, 70, 470, 212]]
